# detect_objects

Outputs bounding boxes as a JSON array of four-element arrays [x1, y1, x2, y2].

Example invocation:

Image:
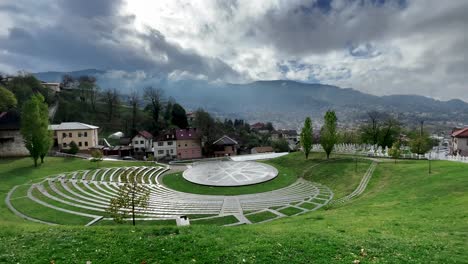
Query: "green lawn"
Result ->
[[160, 153, 325, 195], [0, 157, 153, 224], [0, 155, 467, 263], [190, 215, 239, 226], [245, 211, 279, 223], [277, 206, 304, 216]]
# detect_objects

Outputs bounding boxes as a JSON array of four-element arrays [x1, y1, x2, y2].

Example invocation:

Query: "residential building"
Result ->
[[251, 122, 270, 133], [186, 112, 196, 127], [154, 130, 177, 159], [213, 135, 238, 157], [41, 82, 61, 93], [450, 128, 468, 156], [251, 146, 274, 154], [0, 111, 29, 157], [49, 122, 99, 151], [271, 129, 299, 150], [176, 128, 202, 160], [131, 131, 153, 153]]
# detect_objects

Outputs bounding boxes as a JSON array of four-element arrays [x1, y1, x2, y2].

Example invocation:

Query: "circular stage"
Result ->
[[182, 161, 279, 187]]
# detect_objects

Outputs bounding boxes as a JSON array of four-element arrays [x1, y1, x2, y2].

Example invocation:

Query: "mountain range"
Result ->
[[34, 69, 468, 130]]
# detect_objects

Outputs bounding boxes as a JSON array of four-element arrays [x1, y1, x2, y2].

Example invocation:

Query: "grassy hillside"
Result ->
[[0, 155, 466, 263]]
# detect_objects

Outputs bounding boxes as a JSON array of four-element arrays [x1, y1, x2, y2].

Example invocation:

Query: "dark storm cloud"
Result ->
[[0, 0, 241, 81], [246, 0, 405, 56]]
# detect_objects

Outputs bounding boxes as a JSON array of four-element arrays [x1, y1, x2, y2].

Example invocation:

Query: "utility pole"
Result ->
[[429, 152, 432, 174]]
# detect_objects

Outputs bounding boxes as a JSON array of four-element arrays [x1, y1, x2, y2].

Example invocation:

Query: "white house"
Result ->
[[153, 130, 177, 159], [132, 131, 153, 153]]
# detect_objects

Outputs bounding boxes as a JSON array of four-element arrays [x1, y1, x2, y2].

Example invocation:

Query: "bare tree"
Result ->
[[128, 89, 140, 134], [144, 86, 164, 134], [104, 88, 120, 122]]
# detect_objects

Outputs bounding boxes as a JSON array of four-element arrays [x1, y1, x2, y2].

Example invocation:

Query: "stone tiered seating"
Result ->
[[17, 165, 333, 225]]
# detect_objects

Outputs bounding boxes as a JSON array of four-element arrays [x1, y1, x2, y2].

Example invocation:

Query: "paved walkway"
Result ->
[[329, 161, 378, 206], [6, 165, 333, 226]]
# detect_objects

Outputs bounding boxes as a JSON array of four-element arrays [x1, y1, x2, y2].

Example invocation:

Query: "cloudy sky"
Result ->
[[0, 0, 467, 100]]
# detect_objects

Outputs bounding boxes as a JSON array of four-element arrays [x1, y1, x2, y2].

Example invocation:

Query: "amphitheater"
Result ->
[[6, 161, 334, 226]]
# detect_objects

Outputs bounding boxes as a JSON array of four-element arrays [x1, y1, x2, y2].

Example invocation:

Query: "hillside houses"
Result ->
[[49, 122, 99, 151], [450, 128, 468, 156], [152, 128, 204, 160], [153, 130, 177, 160], [132, 131, 153, 154]]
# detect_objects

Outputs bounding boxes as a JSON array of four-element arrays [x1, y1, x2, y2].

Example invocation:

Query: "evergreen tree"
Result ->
[[320, 110, 338, 159], [171, 103, 188, 129], [20, 94, 51, 167], [300, 117, 313, 159]]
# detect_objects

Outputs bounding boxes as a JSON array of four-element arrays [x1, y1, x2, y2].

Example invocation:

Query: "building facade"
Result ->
[[0, 111, 29, 157], [176, 128, 202, 160], [153, 130, 177, 159], [213, 135, 238, 157], [450, 128, 468, 156], [50, 122, 99, 151], [131, 131, 153, 153]]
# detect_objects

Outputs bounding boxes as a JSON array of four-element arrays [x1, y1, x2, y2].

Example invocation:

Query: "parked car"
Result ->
[[122, 156, 135, 160]]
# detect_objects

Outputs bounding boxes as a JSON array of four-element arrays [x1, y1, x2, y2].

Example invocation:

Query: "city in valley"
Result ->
[[0, 1, 466, 263]]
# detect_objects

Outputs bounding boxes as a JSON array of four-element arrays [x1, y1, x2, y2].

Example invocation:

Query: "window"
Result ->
[[167, 141, 173, 146], [85, 141, 88, 147], [158, 142, 163, 146], [158, 150, 164, 154], [185, 144, 187, 147], [62, 133, 66, 138], [178, 144, 181, 147], [63, 143, 67, 147], [78, 132, 82, 137], [68, 132, 72, 137], [134, 141, 138, 145], [135, 147, 139, 151], [84, 132, 88, 137], [79, 142, 82, 147], [166, 150, 170, 154], [170, 149, 174, 154], [140, 140, 144, 144]]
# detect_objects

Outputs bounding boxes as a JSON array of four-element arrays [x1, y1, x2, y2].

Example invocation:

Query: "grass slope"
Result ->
[[160, 153, 325, 195], [0, 155, 467, 263]]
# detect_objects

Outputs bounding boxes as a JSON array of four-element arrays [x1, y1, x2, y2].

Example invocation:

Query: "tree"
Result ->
[[67, 141, 79, 155], [265, 122, 274, 131], [360, 111, 381, 146], [6, 74, 50, 106], [300, 117, 313, 159], [107, 170, 150, 226], [20, 94, 51, 167], [378, 116, 400, 148], [171, 103, 188, 129], [389, 140, 401, 164], [104, 88, 119, 122], [91, 149, 103, 168], [144, 86, 164, 135], [409, 134, 431, 155], [38, 97, 52, 163], [0, 86, 17, 111], [128, 90, 140, 134], [320, 110, 338, 159], [272, 138, 290, 152]]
